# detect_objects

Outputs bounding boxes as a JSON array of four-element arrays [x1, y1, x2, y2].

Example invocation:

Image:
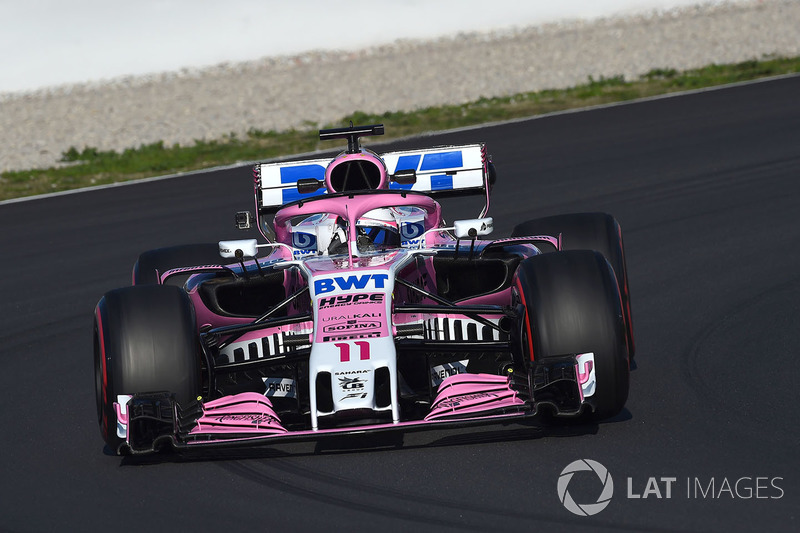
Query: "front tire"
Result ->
[[94, 285, 200, 454], [133, 243, 222, 285], [512, 212, 634, 358], [515, 250, 629, 421]]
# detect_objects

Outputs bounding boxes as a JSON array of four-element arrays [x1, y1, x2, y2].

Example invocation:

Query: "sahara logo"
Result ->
[[557, 459, 614, 516]]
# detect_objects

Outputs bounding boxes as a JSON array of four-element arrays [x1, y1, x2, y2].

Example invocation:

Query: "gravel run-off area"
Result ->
[[1, 0, 798, 173]]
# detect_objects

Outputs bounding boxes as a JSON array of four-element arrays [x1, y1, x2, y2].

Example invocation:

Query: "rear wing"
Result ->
[[255, 143, 490, 213], [383, 143, 488, 195], [256, 157, 331, 210]]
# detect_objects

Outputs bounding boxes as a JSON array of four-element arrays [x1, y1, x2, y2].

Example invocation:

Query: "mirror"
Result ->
[[296, 178, 323, 194], [453, 218, 493, 239], [391, 168, 417, 185], [219, 239, 258, 259]]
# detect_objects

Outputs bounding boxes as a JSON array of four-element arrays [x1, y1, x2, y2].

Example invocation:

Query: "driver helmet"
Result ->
[[324, 216, 349, 256], [355, 208, 400, 253]]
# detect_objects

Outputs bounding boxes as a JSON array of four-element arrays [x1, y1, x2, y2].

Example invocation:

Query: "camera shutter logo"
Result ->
[[557, 459, 614, 516]]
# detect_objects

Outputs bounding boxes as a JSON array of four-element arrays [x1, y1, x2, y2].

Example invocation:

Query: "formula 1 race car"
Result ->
[[94, 124, 634, 455]]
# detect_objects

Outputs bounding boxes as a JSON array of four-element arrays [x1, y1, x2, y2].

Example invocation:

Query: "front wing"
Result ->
[[115, 353, 597, 455]]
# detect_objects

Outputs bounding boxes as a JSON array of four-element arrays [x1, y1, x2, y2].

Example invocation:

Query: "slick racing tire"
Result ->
[[94, 285, 200, 454], [511, 212, 634, 359], [515, 250, 629, 421], [133, 243, 222, 285]]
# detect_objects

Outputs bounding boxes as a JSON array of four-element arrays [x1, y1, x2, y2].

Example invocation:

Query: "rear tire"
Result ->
[[94, 285, 200, 454], [515, 250, 629, 421], [133, 243, 222, 285], [511, 212, 634, 358]]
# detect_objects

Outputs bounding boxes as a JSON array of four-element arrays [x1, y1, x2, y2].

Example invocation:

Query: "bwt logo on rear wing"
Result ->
[[382, 144, 488, 195], [255, 144, 489, 212]]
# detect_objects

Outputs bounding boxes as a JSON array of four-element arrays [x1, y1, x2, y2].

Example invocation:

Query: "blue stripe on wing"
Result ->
[[420, 151, 463, 171], [389, 154, 421, 190], [430, 174, 454, 191], [278, 164, 327, 203], [395, 154, 421, 171], [282, 187, 327, 203], [279, 164, 326, 184]]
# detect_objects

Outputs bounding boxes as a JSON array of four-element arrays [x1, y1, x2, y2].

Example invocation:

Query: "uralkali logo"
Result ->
[[557, 459, 614, 516]]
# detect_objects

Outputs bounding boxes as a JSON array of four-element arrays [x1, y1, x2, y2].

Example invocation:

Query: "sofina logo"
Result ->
[[557, 459, 614, 516]]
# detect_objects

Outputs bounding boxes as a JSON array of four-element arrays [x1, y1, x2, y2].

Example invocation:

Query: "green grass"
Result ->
[[2, 55, 799, 202]]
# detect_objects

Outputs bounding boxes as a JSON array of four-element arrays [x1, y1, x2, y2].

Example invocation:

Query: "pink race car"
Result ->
[[94, 124, 634, 455]]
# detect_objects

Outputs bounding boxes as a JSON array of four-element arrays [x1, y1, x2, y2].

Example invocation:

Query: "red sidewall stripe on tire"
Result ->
[[95, 306, 109, 440], [616, 224, 635, 358], [514, 279, 535, 361]]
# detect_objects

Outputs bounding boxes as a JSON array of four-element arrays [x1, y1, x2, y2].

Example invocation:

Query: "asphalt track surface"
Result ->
[[1, 76, 799, 532]]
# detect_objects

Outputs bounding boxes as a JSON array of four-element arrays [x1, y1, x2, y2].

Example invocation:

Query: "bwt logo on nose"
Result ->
[[314, 274, 389, 294]]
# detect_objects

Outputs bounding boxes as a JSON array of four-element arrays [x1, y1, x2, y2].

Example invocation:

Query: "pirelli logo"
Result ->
[[323, 332, 382, 342]]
